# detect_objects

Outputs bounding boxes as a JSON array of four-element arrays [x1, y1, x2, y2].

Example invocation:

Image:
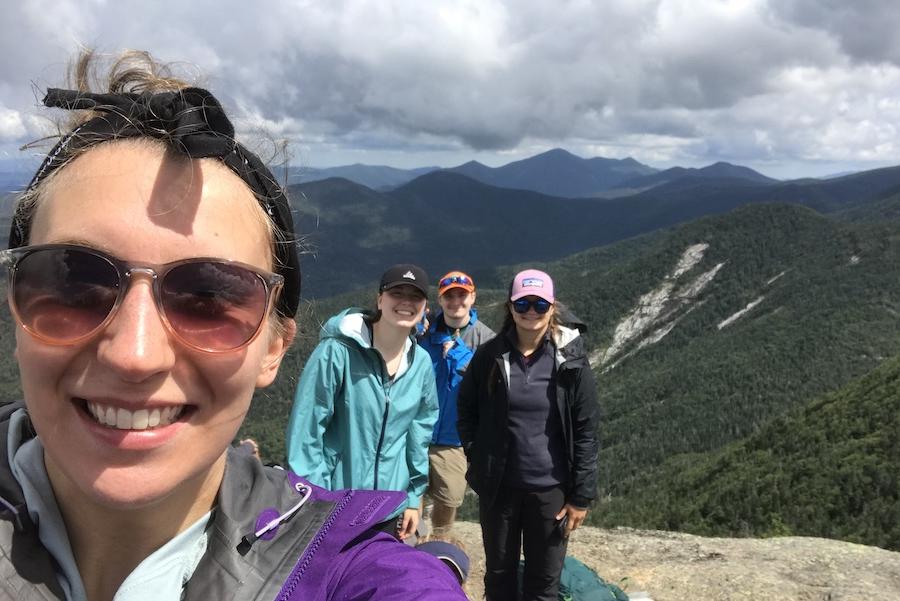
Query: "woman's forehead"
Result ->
[[441, 288, 471, 297], [385, 284, 426, 299], [30, 142, 271, 265]]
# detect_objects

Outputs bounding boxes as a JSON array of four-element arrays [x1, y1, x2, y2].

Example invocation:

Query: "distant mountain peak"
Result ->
[[696, 162, 775, 182], [535, 147, 581, 159], [456, 159, 488, 168], [445, 148, 656, 197]]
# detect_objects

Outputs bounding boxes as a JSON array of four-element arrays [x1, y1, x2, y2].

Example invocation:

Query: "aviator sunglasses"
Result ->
[[2, 244, 284, 353], [512, 297, 553, 314]]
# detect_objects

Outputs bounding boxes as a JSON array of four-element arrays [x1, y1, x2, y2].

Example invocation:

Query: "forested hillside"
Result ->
[[456, 202, 900, 550], [595, 355, 900, 551], [516, 203, 900, 520]]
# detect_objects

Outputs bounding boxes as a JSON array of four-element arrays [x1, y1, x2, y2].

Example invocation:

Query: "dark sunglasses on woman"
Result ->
[[2, 244, 283, 353], [512, 298, 552, 315]]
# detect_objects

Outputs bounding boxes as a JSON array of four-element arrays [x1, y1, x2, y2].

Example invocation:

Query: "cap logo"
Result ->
[[521, 277, 544, 288], [403, 270, 416, 280]]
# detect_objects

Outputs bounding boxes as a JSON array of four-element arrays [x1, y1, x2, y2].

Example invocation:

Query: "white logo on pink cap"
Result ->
[[510, 269, 555, 302]]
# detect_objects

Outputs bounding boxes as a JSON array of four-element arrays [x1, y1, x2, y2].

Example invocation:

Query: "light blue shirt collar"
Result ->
[[7, 408, 211, 601]]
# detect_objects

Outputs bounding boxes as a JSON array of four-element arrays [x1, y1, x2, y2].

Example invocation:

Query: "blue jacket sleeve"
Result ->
[[405, 351, 439, 509], [285, 340, 344, 488]]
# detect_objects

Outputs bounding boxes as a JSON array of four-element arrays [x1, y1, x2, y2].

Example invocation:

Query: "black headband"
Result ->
[[8, 87, 300, 317]]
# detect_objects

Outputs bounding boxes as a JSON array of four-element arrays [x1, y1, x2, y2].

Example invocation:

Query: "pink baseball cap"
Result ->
[[509, 269, 555, 303]]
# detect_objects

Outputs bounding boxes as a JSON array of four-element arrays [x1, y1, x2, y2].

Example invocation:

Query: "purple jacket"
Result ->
[[0, 401, 467, 600]]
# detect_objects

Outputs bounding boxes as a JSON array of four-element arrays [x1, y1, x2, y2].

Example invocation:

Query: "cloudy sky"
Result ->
[[2, 0, 900, 179]]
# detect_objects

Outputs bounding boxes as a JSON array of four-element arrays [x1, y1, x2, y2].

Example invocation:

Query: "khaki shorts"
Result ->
[[426, 445, 468, 508]]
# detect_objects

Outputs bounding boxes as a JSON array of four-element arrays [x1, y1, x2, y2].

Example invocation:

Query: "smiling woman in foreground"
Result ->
[[0, 50, 464, 601]]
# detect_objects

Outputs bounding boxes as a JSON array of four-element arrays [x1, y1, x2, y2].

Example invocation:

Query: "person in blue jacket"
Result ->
[[419, 270, 495, 531], [287, 264, 439, 541]]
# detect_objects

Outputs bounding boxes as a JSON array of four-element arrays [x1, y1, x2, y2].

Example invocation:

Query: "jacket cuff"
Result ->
[[567, 495, 591, 509]]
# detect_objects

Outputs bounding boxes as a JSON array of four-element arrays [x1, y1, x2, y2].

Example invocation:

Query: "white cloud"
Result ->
[[0, 108, 27, 140]]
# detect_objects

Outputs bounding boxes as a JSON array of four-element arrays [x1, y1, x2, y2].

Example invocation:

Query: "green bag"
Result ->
[[517, 557, 629, 601]]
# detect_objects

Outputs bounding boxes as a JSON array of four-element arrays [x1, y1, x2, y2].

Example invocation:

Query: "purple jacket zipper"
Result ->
[[276, 489, 355, 601]]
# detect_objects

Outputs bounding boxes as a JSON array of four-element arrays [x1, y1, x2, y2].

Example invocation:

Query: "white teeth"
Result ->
[[132, 410, 149, 430], [86, 402, 183, 430], [116, 408, 131, 429]]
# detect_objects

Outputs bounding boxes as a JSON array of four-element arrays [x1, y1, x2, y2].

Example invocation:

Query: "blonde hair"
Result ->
[[16, 51, 190, 226]]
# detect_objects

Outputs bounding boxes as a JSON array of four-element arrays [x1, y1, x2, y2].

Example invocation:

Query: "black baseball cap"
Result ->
[[379, 264, 429, 297]]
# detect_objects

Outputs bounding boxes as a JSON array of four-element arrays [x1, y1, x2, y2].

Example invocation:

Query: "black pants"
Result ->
[[479, 484, 568, 601]]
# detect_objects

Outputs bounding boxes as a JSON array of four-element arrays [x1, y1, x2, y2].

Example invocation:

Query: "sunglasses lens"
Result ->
[[512, 298, 552, 314], [12, 248, 120, 342], [161, 262, 269, 351], [512, 299, 530, 314], [440, 275, 471, 288]]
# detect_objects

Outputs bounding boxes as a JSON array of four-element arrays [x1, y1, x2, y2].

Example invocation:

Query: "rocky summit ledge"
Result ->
[[445, 521, 900, 601]]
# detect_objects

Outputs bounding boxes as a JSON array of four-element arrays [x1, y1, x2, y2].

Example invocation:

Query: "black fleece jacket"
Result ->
[[456, 325, 600, 508]]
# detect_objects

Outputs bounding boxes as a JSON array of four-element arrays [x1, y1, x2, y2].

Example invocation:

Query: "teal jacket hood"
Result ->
[[320, 308, 372, 345], [286, 308, 439, 513]]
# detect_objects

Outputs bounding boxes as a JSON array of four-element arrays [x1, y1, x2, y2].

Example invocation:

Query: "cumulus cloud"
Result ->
[[771, 0, 900, 66], [1, 0, 899, 176], [0, 107, 27, 140]]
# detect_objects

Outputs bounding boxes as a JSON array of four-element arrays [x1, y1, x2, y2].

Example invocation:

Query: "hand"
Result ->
[[239, 438, 260, 459], [442, 339, 455, 358], [397, 508, 419, 540], [555, 504, 588, 538]]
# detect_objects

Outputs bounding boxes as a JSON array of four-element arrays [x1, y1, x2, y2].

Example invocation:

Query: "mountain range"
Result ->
[[618, 160, 777, 189], [286, 163, 439, 190], [0, 148, 773, 199], [445, 148, 659, 197], [283, 148, 772, 197], [290, 161, 900, 298]]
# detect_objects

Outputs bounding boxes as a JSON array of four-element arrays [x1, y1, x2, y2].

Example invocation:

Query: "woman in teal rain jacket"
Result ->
[[286, 265, 439, 540]]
